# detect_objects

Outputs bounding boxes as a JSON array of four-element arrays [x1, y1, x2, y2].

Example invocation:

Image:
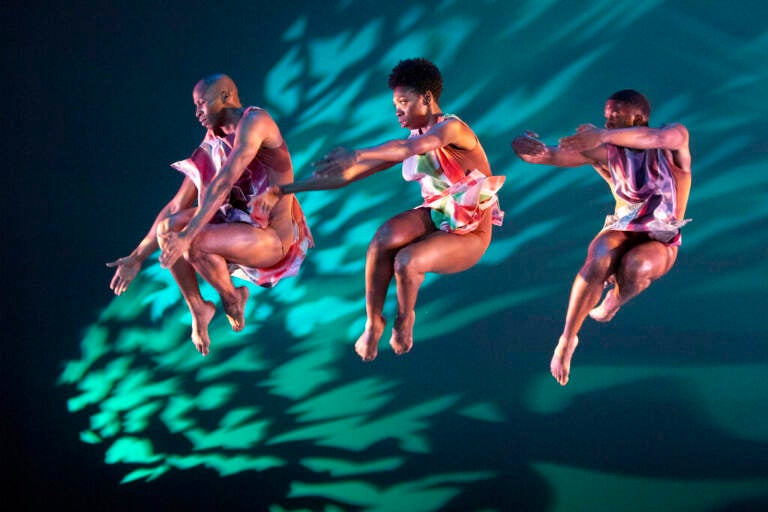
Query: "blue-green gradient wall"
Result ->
[[8, 1, 767, 510]]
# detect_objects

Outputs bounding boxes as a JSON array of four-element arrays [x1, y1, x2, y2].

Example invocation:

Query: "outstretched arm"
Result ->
[[107, 177, 197, 294], [311, 117, 474, 186], [297, 142, 402, 191], [559, 123, 688, 152], [511, 131, 605, 167], [248, 156, 393, 216], [250, 117, 473, 213], [159, 110, 275, 268], [560, 123, 692, 218]]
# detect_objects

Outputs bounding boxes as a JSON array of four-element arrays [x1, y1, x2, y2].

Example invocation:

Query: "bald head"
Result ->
[[193, 73, 241, 107]]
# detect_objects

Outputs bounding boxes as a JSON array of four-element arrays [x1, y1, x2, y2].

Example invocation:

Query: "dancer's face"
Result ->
[[604, 100, 646, 129], [193, 82, 227, 129], [392, 86, 429, 130]]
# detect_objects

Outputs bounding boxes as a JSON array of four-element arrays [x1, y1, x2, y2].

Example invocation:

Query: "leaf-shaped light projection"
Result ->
[[64, 0, 768, 509]]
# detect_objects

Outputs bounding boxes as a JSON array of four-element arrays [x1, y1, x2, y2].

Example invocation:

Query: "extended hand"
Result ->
[[158, 231, 191, 269], [312, 146, 356, 177], [106, 255, 141, 295], [559, 124, 603, 151], [511, 131, 547, 160]]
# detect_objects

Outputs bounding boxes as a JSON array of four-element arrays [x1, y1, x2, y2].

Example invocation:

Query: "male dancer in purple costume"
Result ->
[[512, 89, 691, 386]]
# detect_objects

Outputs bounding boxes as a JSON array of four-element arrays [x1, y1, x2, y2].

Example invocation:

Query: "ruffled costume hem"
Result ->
[[170, 132, 313, 288], [601, 201, 691, 246], [420, 169, 505, 234], [401, 116, 504, 234], [230, 197, 314, 288]]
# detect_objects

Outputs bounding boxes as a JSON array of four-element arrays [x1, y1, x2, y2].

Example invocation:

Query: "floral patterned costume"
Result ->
[[171, 107, 313, 287], [401, 115, 504, 233]]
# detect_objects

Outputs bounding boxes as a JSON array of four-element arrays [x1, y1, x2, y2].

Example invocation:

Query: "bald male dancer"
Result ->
[[107, 74, 313, 355]]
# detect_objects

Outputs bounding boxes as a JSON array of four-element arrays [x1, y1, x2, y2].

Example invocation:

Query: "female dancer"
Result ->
[[254, 58, 504, 361]]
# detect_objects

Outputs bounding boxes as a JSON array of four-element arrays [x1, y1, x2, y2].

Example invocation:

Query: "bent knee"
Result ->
[[157, 213, 189, 238], [393, 249, 421, 278], [156, 217, 173, 238], [183, 241, 203, 264], [370, 224, 405, 252], [619, 253, 664, 284], [579, 255, 613, 282]]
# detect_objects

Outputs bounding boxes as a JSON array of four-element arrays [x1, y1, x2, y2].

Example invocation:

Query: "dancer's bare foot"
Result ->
[[550, 335, 578, 386], [389, 311, 415, 355], [355, 315, 386, 361], [589, 287, 620, 322], [223, 286, 250, 332], [191, 300, 216, 356]]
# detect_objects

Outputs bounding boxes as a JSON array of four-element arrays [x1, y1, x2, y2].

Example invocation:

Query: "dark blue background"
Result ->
[[5, 1, 767, 510]]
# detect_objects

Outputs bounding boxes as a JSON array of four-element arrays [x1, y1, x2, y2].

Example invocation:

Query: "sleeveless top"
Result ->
[[170, 107, 314, 287], [401, 115, 505, 234], [171, 106, 291, 227], [603, 144, 690, 245]]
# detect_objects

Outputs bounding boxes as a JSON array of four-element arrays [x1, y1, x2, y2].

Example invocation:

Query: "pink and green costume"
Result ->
[[402, 115, 504, 234], [171, 107, 314, 288]]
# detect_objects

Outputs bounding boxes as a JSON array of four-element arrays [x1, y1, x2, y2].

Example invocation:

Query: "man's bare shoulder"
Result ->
[[651, 122, 691, 173], [240, 107, 275, 127], [238, 107, 282, 146], [661, 122, 690, 146]]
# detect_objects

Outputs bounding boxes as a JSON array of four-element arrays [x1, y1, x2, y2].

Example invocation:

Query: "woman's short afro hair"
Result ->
[[388, 58, 443, 102]]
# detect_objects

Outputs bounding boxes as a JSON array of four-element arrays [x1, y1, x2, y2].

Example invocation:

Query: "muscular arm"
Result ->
[[107, 177, 196, 294], [251, 119, 475, 212], [159, 109, 276, 268], [511, 132, 606, 167], [605, 123, 693, 219], [560, 123, 692, 217], [600, 123, 688, 151], [672, 164, 691, 220], [279, 160, 394, 193], [183, 111, 271, 238], [358, 117, 475, 162], [305, 117, 475, 189], [560, 123, 688, 152]]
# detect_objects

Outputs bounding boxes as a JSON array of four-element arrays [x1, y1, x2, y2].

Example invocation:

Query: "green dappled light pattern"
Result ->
[[60, 1, 766, 510]]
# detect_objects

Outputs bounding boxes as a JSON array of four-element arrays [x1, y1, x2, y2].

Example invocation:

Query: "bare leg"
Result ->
[[588, 287, 621, 322], [390, 307, 417, 355], [158, 211, 216, 355], [390, 213, 492, 355], [551, 335, 578, 386], [355, 241, 396, 361], [356, 209, 436, 361], [188, 293, 216, 356], [168, 260, 216, 355], [191, 250, 250, 331], [590, 240, 677, 322], [589, 274, 618, 321], [223, 285, 250, 332], [555, 231, 634, 385], [354, 314, 386, 361], [186, 223, 284, 333]]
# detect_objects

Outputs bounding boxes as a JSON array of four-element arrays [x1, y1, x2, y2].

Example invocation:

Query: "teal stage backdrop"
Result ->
[[8, 1, 767, 511]]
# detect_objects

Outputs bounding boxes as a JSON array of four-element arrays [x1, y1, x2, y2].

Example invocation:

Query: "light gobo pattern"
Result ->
[[62, 1, 768, 510]]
